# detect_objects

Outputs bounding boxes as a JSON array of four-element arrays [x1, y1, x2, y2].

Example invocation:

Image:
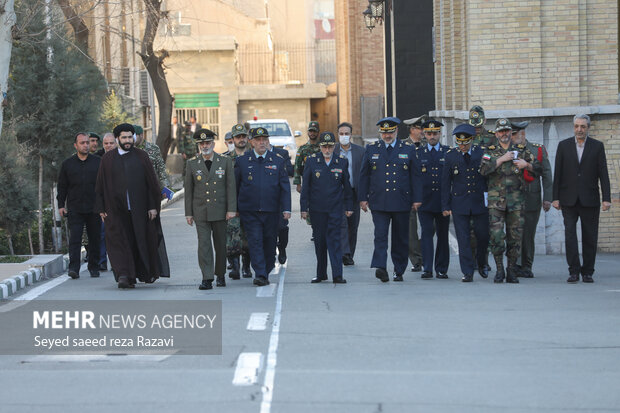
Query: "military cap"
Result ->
[[452, 124, 476, 144], [88, 132, 101, 140], [493, 118, 512, 132], [403, 114, 428, 128], [250, 127, 269, 139], [193, 128, 216, 143], [133, 125, 144, 135], [231, 123, 248, 137], [511, 120, 529, 132], [468, 105, 485, 127], [224, 131, 233, 141], [422, 119, 444, 131], [319, 132, 336, 146], [308, 121, 320, 132], [376, 116, 401, 132]]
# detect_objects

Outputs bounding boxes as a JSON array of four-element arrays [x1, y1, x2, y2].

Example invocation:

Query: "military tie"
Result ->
[[464, 152, 471, 165], [386, 145, 393, 157]]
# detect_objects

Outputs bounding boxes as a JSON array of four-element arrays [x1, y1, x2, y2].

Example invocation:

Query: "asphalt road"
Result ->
[[1, 185, 619, 413]]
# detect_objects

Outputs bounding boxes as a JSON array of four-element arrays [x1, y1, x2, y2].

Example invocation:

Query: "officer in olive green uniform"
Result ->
[[225, 124, 252, 279], [511, 121, 553, 278], [402, 114, 427, 271], [469, 105, 496, 147], [479, 118, 542, 284], [178, 121, 197, 177], [185, 129, 237, 290]]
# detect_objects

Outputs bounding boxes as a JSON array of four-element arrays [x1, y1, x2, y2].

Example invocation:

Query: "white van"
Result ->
[[246, 119, 301, 164]]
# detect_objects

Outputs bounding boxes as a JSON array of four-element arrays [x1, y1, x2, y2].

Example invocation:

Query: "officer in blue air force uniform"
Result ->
[[234, 127, 292, 287], [417, 119, 451, 279], [441, 124, 489, 282], [358, 117, 422, 283], [300, 132, 354, 284]]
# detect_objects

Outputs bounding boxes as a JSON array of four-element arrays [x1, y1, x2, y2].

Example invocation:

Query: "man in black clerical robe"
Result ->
[[95, 123, 170, 288]]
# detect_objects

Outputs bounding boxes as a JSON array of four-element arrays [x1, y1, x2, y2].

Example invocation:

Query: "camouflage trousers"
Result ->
[[488, 207, 524, 265], [226, 216, 248, 257]]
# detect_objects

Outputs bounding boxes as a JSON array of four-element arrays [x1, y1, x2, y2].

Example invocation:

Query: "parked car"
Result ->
[[246, 119, 301, 164]]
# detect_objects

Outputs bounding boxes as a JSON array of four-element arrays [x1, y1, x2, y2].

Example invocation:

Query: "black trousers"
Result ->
[[68, 212, 100, 274], [561, 201, 600, 276]]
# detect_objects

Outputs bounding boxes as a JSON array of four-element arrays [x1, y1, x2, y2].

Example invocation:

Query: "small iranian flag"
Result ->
[[482, 154, 491, 160]]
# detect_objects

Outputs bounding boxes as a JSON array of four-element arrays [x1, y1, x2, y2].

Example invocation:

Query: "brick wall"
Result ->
[[335, 0, 385, 136]]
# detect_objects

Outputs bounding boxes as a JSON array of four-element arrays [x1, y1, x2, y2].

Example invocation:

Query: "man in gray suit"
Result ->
[[336, 122, 365, 266]]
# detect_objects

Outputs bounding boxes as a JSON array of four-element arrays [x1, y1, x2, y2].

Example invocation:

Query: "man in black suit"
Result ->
[[552, 114, 611, 283], [336, 122, 365, 266]]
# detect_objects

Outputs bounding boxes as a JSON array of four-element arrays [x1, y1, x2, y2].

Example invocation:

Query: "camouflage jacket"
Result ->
[[293, 141, 320, 185], [137, 141, 170, 190], [225, 148, 251, 163], [472, 129, 496, 148], [402, 136, 427, 149], [479, 143, 542, 211], [178, 130, 197, 158]]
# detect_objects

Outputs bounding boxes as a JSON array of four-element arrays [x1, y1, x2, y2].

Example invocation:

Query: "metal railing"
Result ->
[[238, 41, 336, 85]]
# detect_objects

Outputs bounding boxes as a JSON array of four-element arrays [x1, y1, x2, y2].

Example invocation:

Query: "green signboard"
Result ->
[[175, 93, 219, 108]]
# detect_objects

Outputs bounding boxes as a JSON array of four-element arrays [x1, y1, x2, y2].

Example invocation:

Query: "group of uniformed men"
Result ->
[[183, 105, 554, 290]]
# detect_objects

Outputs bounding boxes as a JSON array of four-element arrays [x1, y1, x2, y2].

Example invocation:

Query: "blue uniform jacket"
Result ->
[[300, 153, 354, 213], [271, 146, 294, 177], [441, 145, 488, 215], [418, 143, 450, 213], [358, 140, 421, 212], [235, 151, 292, 213]]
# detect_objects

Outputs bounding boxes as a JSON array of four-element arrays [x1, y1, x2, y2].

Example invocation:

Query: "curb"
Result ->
[[161, 188, 184, 209], [0, 268, 43, 300]]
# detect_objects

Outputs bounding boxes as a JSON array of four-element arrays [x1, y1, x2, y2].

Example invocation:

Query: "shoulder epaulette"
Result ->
[[404, 141, 412, 146], [488, 145, 496, 150], [532, 142, 542, 147], [310, 153, 317, 158], [275, 153, 283, 158], [339, 154, 345, 159]]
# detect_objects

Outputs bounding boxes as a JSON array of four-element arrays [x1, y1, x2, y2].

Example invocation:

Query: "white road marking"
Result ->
[[260, 266, 286, 413], [247, 312, 270, 331], [232, 352, 263, 386]]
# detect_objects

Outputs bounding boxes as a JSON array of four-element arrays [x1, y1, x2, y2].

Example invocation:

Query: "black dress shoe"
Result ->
[[242, 254, 252, 278], [462, 274, 473, 282], [253, 277, 270, 286], [278, 247, 287, 264], [90, 270, 100, 278], [410, 264, 422, 272], [421, 271, 433, 279], [311, 276, 327, 283], [375, 268, 389, 283], [216, 276, 226, 287], [118, 276, 134, 289], [393, 273, 403, 282], [229, 256, 240, 279], [68, 270, 79, 279], [99, 263, 107, 271], [582, 274, 594, 283], [567, 274, 579, 283], [332, 277, 347, 284], [436, 272, 449, 279], [478, 266, 489, 279], [199, 280, 213, 290], [342, 255, 355, 266], [518, 268, 534, 278]]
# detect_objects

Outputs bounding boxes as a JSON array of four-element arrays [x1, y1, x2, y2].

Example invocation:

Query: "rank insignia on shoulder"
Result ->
[[517, 144, 525, 149], [275, 153, 283, 158], [488, 145, 496, 150], [310, 153, 316, 158], [339, 154, 345, 158]]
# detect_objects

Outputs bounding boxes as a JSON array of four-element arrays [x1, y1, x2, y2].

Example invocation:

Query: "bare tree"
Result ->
[[139, 0, 173, 161], [56, 0, 88, 54]]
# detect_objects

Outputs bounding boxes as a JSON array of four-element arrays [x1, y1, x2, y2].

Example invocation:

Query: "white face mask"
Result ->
[[339, 135, 350, 145], [227, 143, 235, 152]]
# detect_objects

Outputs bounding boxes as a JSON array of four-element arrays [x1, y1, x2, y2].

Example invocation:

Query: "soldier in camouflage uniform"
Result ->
[[293, 121, 321, 228], [134, 125, 170, 191], [226, 124, 252, 279], [402, 115, 427, 272], [479, 118, 542, 283], [511, 121, 553, 278], [178, 121, 197, 178]]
